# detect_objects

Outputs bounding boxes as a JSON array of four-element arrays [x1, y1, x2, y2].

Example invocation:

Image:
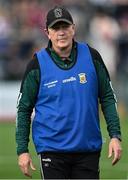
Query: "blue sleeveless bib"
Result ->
[[32, 42, 102, 153]]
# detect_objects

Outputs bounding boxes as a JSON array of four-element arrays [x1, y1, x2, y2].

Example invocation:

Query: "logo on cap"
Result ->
[[54, 8, 62, 18]]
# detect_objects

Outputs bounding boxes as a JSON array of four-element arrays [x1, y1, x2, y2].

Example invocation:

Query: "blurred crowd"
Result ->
[[0, 0, 128, 110]]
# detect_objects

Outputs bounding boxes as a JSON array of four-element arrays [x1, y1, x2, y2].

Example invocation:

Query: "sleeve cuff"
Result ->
[[111, 134, 122, 141]]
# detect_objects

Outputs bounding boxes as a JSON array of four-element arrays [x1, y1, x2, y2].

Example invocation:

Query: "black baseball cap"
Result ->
[[46, 6, 73, 28]]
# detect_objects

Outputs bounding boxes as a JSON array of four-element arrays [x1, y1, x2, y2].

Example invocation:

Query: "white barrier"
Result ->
[[0, 81, 21, 120]]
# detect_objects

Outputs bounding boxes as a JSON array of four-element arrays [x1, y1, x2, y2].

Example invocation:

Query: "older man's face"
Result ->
[[47, 22, 75, 51]]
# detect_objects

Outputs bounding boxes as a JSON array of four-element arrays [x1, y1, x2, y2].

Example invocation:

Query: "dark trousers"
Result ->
[[39, 151, 100, 179]]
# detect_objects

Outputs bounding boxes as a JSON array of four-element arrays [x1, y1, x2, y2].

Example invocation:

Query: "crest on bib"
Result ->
[[78, 73, 87, 84]]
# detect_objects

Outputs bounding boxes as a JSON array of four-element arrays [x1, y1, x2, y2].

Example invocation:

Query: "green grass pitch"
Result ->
[[0, 119, 127, 179]]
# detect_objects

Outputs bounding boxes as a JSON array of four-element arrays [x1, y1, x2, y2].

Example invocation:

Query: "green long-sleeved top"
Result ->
[[16, 41, 121, 155]]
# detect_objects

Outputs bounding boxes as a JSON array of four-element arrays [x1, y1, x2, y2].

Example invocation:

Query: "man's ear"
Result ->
[[44, 28, 51, 40], [72, 24, 75, 37]]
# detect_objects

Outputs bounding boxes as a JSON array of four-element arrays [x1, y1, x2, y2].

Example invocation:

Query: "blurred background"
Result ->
[[0, 0, 127, 179]]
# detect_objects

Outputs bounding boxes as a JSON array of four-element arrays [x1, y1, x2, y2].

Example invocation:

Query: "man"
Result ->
[[16, 6, 122, 179]]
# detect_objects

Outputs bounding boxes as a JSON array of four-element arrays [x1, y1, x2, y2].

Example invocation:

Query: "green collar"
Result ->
[[47, 41, 77, 69]]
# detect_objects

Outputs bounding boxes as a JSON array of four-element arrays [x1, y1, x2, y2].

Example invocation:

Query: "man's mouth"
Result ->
[[58, 39, 66, 42]]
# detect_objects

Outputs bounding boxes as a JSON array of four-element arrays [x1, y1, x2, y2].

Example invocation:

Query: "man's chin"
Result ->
[[58, 42, 68, 49]]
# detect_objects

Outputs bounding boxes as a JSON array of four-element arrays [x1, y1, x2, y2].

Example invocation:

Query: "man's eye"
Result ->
[[53, 26, 60, 30], [62, 25, 69, 28]]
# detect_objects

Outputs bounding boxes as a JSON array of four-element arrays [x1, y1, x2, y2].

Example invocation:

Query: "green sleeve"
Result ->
[[16, 65, 40, 155], [94, 56, 121, 140]]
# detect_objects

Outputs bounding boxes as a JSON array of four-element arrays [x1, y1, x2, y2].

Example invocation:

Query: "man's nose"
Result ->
[[58, 29, 65, 35]]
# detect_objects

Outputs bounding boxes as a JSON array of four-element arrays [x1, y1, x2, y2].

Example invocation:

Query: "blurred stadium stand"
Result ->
[[0, 0, 128, 120]]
